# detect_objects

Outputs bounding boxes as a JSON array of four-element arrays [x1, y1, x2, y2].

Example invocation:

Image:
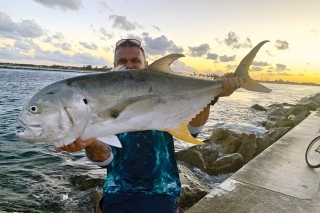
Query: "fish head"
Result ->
[[16, 88, 91, 147]]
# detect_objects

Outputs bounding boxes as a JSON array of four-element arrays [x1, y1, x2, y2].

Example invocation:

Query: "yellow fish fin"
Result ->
[[165, 124, 204, 145]]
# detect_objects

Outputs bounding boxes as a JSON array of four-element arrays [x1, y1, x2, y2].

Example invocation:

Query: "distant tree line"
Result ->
[[0, 62, 113, 72]]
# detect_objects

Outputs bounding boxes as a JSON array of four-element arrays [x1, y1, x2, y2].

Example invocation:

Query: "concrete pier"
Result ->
[[186, 111, 320, 213]]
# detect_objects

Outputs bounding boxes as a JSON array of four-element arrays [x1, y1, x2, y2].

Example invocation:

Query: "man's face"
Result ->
[[114, 46, 148, 69]]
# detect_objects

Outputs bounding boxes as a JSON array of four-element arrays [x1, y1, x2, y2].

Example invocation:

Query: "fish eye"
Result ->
[[29, 105, 38, 113], [83, 98, 88, 104]]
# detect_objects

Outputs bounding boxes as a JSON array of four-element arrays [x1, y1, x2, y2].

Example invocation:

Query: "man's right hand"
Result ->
[[54, 137, 111, 162]]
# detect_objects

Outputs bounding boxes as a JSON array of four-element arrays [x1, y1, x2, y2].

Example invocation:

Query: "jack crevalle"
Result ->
[[16, 40, 271, 147]]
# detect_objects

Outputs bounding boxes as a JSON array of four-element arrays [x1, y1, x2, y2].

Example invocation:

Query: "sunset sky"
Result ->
[[0, 0, 319, 83]]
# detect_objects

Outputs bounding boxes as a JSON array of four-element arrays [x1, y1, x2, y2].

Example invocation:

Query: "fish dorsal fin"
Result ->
[[164, 123, 204, 145], [110, 65, 127, 71], [148, 54, 185, 73]]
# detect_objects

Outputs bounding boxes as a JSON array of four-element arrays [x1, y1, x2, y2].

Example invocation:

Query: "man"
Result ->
[[55, 39, 241, 213]]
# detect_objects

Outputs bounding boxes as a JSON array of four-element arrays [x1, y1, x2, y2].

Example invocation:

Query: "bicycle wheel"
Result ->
[[305, 136, 320, 168]]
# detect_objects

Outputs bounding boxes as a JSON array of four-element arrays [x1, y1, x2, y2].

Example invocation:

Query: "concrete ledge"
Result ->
[[187, 112, 320, 213]]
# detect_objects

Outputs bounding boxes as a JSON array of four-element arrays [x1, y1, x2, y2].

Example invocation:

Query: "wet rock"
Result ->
[[297, 97, 319, 110], [286, 105, 309, 117], [237, 134, 257, 163], [175, 148, 219, 171], [267, 107, 287, 121], [271, 117, 295, 128], [209, 129, 242, 154], [69, 173, 105, 190], [251, 104, 267, 111], [206, 153, 243, 175], [93, 190, 103, 213], [256, 127, 291, 154], [290, 110, 311, 125], [178, 164, 210, 212]]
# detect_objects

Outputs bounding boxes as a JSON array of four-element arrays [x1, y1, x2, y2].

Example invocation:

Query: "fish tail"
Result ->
[[234, 40, 272, 93]]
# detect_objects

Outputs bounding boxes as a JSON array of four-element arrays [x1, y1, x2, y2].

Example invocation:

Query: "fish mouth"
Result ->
[[16, 117, 43, 139]]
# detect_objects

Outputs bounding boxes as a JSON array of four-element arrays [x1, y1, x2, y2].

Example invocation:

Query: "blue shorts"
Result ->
[[100, 194, 179, 213]]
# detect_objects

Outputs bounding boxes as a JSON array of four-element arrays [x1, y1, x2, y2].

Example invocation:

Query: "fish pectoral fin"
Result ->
[[165, 124, 204, 145], [95, 95, 158, 120], [148, 54, 185, 73]]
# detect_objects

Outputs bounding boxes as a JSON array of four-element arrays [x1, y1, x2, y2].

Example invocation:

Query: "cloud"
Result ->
[[277, 72, 292, 76], [252, 61, 269, 66], [99, 1, 113, 13], [250, 66, 263, 71], [54, 42, 72, 51], [152, 25, 160, 31], [0, 44, 109, 66], [225, 64, 238, 71], [79, 42, 98, 50], [109, 15, 143, 31], [222, 32, 252, 49], [33, 0, 82, 11], [276, 63, 287, 71], [0, 12, 44, 39], [275, 40, 289, 50], [13, 39, 41, 52], [206, 52, 218, 60], [188, 44, 210, 57], [141, 33, 184, 55], [219, 55, 236, 62], [52, 32, 64, 40], [170, 60, 198, 73], [99, 27, 114, 40]]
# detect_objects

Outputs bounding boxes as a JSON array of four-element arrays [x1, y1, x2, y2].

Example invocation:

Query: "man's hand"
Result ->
[[54, 137, 95, 153], [54, 137, 111, 162], [218, 76, 242, 97]]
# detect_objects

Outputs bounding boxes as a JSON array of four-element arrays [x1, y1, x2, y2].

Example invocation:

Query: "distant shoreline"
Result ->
[[1, 66, 319, 87], [0, 65, 100, 73]]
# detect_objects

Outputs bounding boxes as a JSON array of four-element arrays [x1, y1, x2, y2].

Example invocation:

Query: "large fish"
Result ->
[[16, 40, 271, 147]]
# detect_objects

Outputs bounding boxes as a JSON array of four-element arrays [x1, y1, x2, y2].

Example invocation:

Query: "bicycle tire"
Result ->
[[305, 136, 320, 168]]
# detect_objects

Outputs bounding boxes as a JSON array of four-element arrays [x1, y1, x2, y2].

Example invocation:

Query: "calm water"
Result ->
[[0, 68, 319, 212]]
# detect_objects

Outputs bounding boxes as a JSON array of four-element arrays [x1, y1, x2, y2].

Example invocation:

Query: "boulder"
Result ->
[[69, 173, 105, 190], [251, 104, 267, 111], [206, 153, 243, 175], [271, 117, 295, 128], [286, 105, 309, 117], [208, 129, 243, 154], [175, 148, 219, 171], [178, 164, 210, 212], [255, 127, 291, 154], [237, 134, 257, 163]]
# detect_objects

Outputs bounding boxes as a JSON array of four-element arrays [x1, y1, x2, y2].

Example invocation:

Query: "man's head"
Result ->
[[114, 39, 148, 69]]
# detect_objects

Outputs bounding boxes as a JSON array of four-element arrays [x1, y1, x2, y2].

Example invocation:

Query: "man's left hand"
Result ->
[[218, 76, 242, 97]]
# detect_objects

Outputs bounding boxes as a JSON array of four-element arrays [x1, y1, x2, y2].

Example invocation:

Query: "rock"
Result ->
[[206, 153, 243, 175], [255, 127, 291, 154], [291, 110, 311, 125], [175, 148, 219, 171], [271, 117, 295, 128], [264, 120, 276, 130], [286, 105, 309, 117], [297, 97, 319, 110], [93, 191, 103, 213], [178, 164, 210, 212], [69, 173, 105, 190], [209, 129, 243, 154], [237, 134, 257, 163], [267, 107, 287, 121], [251, 104, 267, 111]]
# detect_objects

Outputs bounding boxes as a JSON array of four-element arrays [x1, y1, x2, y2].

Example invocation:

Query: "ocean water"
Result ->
[[0, 68, 319, 212]]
